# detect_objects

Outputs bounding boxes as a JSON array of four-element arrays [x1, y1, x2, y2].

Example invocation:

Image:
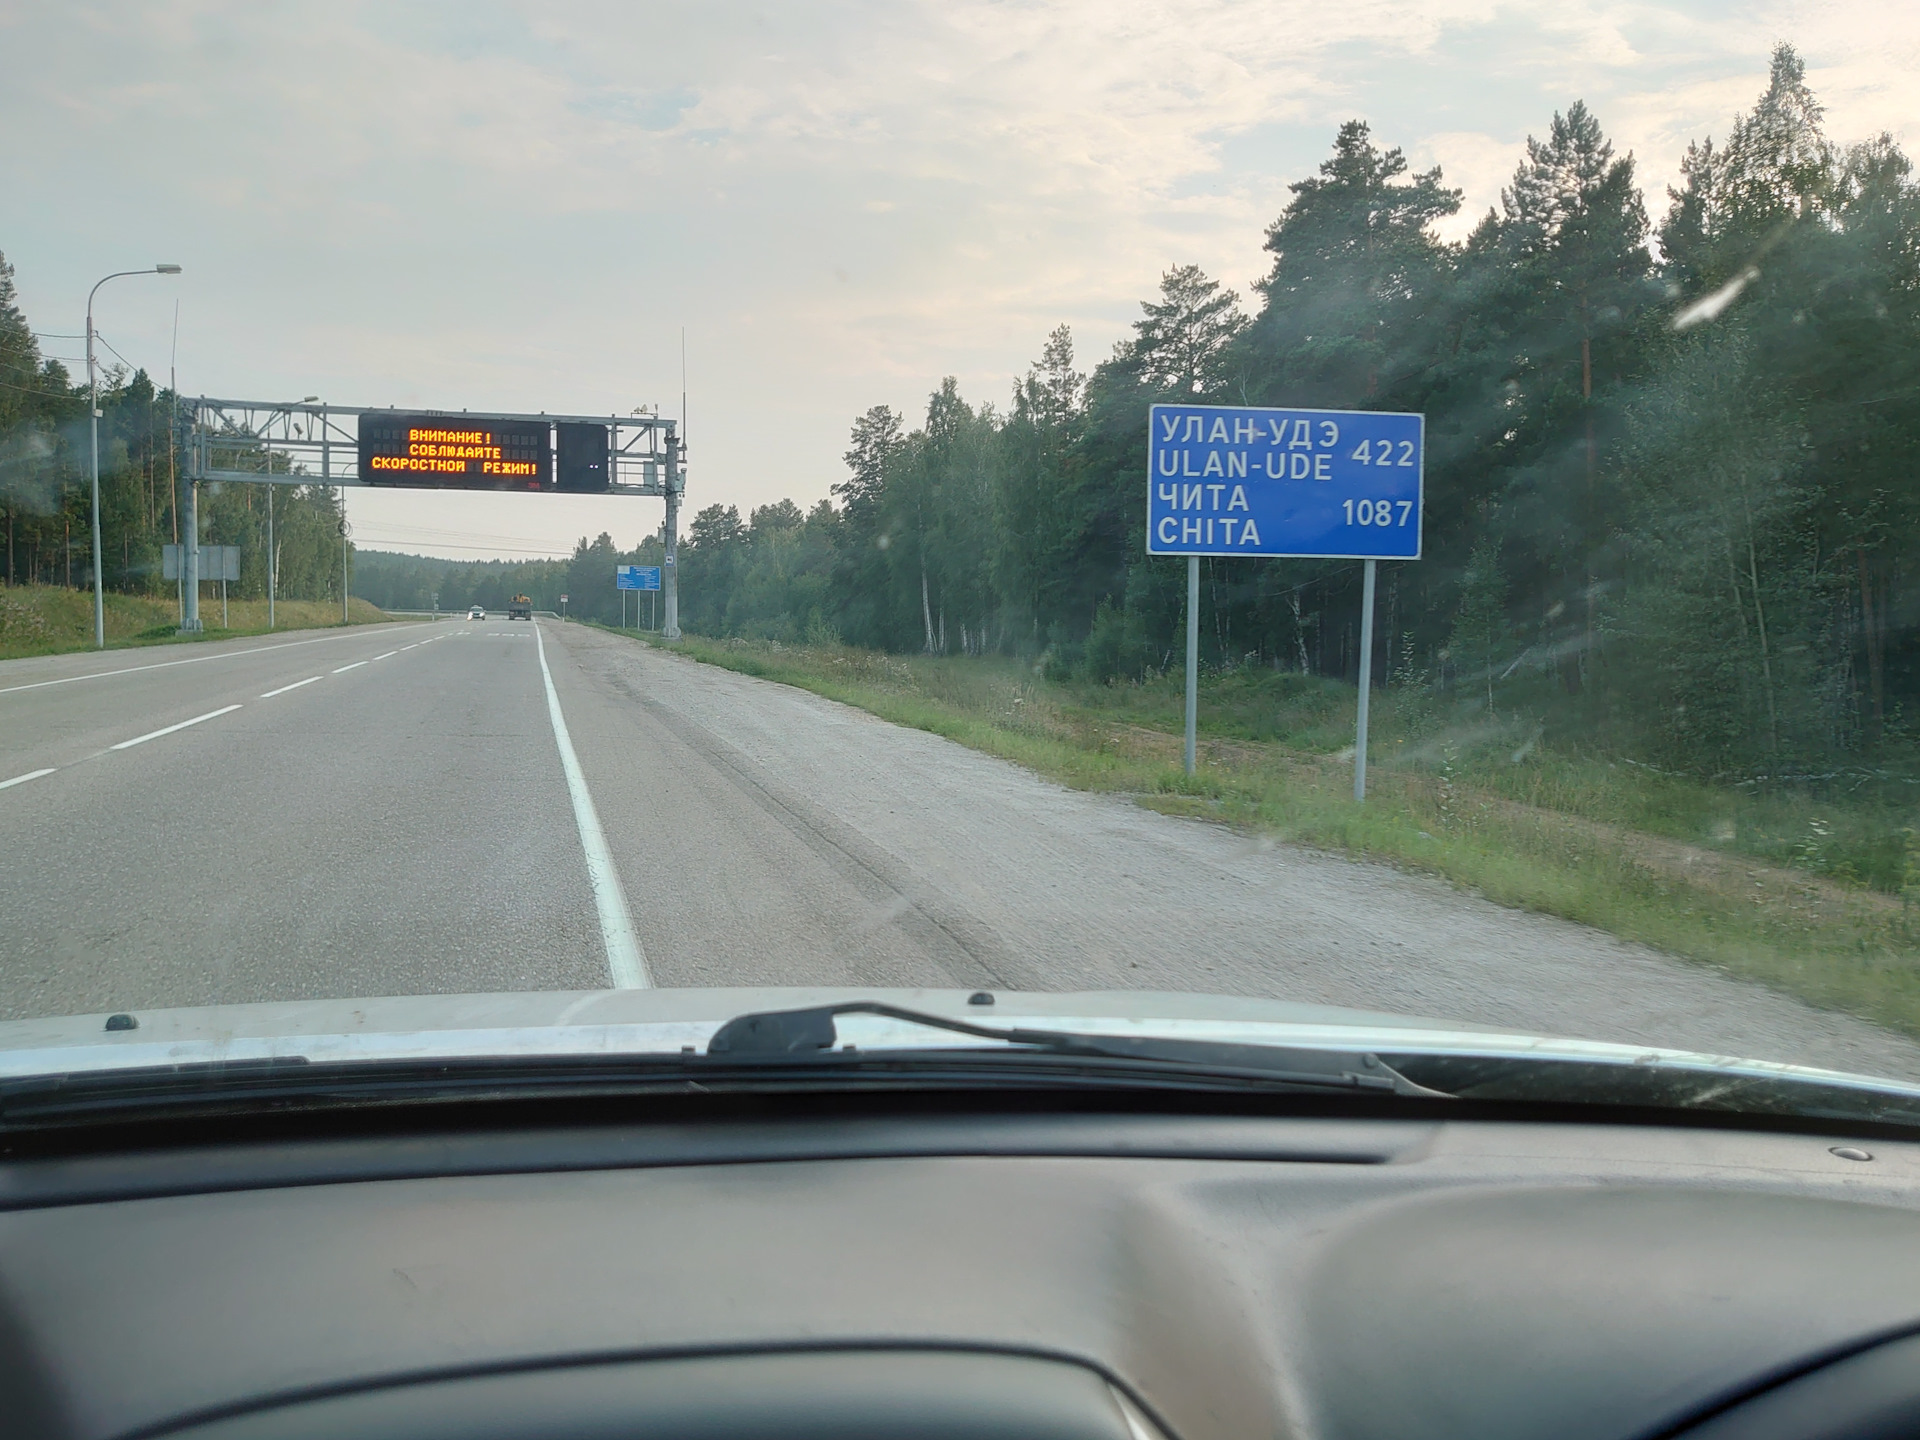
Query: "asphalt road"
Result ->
[[5, 615, 1920, 1079]]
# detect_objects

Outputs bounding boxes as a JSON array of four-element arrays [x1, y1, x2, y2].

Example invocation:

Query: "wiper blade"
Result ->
[[0, 1005, 1447, 1131], [706, 1001, 1449, 1098]]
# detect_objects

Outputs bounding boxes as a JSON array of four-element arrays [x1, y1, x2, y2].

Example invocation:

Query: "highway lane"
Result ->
[[0, 621, 434, 778], [0, 620, 604, 1018], [6, 615, 1920, 1081]]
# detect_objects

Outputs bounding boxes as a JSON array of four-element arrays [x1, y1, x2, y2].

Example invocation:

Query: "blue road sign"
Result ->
[[617, 565, 661, 591], [1147, 404, 1423, 560]]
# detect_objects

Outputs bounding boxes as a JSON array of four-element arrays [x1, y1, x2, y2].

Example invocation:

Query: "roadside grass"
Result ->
[[601, 622, 1920, 1040], [0, 585, 391, 661]]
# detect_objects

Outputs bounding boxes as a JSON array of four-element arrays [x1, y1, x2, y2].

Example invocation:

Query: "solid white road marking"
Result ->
[[0, 767, 56, 791], [0, 627, 411, 697], [110, 704, 242, 751], [333, 661, 368, 674], [533, 620, 649, 989], [260, 676, 322, 698]]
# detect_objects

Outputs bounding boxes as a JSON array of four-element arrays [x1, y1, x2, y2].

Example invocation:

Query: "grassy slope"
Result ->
[[0, 585, 390, 661], [608, 625, 1920, 1039]]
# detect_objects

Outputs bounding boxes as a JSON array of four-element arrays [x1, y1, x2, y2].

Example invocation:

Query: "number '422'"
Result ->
[[1352, 439, 1416, 467], [1343, 499, 1413, 527]]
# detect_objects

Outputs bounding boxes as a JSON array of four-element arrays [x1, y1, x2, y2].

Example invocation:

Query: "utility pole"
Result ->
[[86, 264, 182, 647], [170, 302, 181, 625], [663, 329, 685, 641]]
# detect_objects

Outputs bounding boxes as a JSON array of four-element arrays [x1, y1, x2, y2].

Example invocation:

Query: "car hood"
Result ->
[[1, 987, 1917, 1107]]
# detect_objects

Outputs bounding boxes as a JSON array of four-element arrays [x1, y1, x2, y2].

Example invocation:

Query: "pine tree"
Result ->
[[1247, 120, 1460, 405], [1125, 267, 1248, 397]]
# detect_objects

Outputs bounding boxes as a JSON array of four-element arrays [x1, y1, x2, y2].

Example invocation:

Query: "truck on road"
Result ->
[[507, 595, 533, 621]]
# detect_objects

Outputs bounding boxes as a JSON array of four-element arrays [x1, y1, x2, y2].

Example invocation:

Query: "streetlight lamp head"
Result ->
[[303, 395, 320, 403], [154, 264, 183, 274]]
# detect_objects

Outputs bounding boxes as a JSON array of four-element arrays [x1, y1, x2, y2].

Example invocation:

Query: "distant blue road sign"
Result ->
[[617, 565, 661, 591], [1147, 404, 1423, 560]]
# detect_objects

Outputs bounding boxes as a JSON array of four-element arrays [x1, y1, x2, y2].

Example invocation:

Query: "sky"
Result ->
[[2, 0, 1915, 561]]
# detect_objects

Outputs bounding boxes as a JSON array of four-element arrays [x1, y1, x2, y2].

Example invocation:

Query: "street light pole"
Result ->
[[87, 265, 182, 648]]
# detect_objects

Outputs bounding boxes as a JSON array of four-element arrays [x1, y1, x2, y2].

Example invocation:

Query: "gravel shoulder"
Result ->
[[552, 623, 1920, 1081]]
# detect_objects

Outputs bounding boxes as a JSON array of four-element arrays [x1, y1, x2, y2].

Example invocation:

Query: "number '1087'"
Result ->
[[1343, 499, 1414, 527]]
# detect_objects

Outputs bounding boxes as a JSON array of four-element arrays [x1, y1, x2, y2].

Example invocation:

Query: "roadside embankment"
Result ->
[[0, 585, 389, 661], [613, 625, 1920, 1041]]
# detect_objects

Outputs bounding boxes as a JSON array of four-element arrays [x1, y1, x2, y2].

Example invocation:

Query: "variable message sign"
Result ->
[[1147, 404, 1423, 560], [358, 414, 552, 490]]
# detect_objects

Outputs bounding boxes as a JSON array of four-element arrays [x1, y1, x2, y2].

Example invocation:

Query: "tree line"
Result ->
[[0, 262, 348, 609], [668, 45, 1920, 779], [326, 47, 1920, 781]]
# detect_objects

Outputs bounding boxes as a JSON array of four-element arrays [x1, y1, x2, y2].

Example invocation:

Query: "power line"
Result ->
[[91, 332, 141, 373], [0, 376, 75, 398], [353, 519, 592, 545], [352, 537, 574, 557]]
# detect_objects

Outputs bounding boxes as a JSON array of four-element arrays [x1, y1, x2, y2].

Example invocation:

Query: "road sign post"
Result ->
[[617, 566, 661, 632], [1147, 403, 1423, 796], [165, 543, 238, 630], [1184, 555, 1199, 774], [1355, 559, 1377, 801], [662, 433, 682, 639]]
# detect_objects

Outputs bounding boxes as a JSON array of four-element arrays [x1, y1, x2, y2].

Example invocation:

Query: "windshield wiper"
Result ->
[[705, 1001, 1450, 1098], [0, 1003, 1448, 1131]]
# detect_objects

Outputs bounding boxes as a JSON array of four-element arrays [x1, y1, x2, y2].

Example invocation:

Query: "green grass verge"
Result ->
[[0, 585, 392, 660], [597, 623, 1920, 1041]]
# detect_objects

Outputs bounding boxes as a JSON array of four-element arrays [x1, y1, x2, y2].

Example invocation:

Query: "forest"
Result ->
[[652, 44, 1920, 782], [0, 267, 347, 613]]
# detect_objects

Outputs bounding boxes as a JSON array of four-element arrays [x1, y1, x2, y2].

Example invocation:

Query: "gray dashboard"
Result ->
[[4, 1113, 1920, 1440]]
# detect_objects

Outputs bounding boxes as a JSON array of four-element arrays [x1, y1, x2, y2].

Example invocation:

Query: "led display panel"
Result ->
[[357, 414, 552, 490], [556, 422, 611, 492]]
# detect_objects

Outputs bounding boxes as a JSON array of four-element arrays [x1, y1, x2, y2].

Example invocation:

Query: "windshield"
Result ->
[[3, 8, 1918, 1108]]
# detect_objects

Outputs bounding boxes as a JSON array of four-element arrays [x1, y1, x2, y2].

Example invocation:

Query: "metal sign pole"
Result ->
[[1354, 559, 1377, 802], [180, 480, 202, 633], [266, 452, 275, 630], [662, 432, 681, 640], [1184, 555, 1199, 776]]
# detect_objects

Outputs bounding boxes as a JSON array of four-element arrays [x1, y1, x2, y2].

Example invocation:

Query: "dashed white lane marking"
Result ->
[[0, 628, 410, 696], [532, 620, 649, 989], [109, 704, 242, 751], [260, 676, 322, 698], [0, 768, 56, 792], [372, 651, 398, 661], [332, 661, 368, 674]]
